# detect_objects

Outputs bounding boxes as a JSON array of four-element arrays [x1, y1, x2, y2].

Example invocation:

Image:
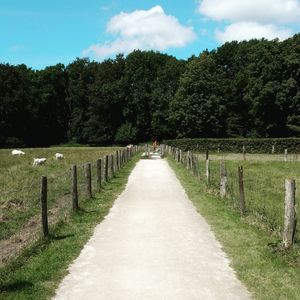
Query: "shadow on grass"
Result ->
[[49, 234, 75, 241], [74, 207, 98, 214], [0, 280, 34, 292]]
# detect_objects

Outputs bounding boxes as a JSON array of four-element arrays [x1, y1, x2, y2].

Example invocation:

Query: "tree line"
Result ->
[[1, 34, 299, 147]]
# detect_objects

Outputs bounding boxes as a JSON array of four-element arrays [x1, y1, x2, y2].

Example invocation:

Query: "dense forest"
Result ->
[[1, 34, 300, 147]]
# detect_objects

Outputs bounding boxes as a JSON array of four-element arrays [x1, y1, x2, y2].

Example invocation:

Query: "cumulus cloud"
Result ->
[[198, 0, 299, 42], [215, 22, 292, 43], [83, 6, 196, 58], [198, 0, 300, 24]]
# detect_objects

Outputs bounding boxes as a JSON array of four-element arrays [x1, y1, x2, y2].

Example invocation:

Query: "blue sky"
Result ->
[[1, 0, 300, 69]]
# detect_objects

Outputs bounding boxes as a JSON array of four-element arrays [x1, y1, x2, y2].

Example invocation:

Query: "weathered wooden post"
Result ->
[[220, 161, 227, 198], [193, 154, 200, 179], [206, 159, 210, 185], [190, 151, 194, 171], [96, 159, 102, 190], [238, 166, 246, 216], [119, 150, 123, 169], [179, 149, 183, 163], [123, 149, 126, 163], [116, 151, 119, 171], [283, 179, 296, 248], [191, 153, 197, 176], [104, 155, 109, 181], [72, 165, 79, 209], [284, 149, 288, 162], [40, 176, 48, 236], [242, 145, 246, 161], [161, 144, 164, 157], [110, 155, 114, 177], [85, 163, 92, 198], [206, 149, 209, 161], [186, 151, 190, 169], [272, 144, 275, 154]]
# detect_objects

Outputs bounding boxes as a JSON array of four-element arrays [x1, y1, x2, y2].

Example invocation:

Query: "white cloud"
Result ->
[[198, 0, 299, 43], [84, 6, 196, 58], [198, 0, 300, 24], [215, 22, 292, 43]]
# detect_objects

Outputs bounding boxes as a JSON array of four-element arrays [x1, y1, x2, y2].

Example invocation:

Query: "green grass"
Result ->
[[168, 157, 300, 300], [0, 147, 121, 240], [0, 155, 139, 300], [202, 157, 300, 239]]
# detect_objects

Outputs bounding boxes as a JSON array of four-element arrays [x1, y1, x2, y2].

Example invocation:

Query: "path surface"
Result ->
[[54, 158, 251, 300]]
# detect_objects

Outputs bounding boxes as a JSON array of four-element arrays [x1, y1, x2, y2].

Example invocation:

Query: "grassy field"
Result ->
[[168, 157, 300, 300], [193, 153, 300, 240], [0, 147, 121, 241], [0, 154, 140, 300]]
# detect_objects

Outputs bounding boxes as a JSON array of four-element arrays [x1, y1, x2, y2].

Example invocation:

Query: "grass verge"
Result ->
[[167, 157, 300, 300], [0, 155, 140, 300]]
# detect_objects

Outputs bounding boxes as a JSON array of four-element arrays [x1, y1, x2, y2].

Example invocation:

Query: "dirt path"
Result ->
[[54, 158, 251, 300]]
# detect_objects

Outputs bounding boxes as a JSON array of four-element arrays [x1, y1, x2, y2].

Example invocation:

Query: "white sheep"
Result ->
[[33, 158, 47, 166], [54, 153, 64, 160], [11, 149, 25, 156], [126, 144, 133, 149]]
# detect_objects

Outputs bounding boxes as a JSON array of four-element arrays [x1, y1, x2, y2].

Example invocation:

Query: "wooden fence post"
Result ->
[[122, 149, 125, 164], [242, 145, 246, 161], [40, 176, 48, 236], [110, 155, 114, 177], [104, 155, 109, 181], [238, 166, 246, 216], [272, 144, 275, 154], [72, 165, 79, 209], [186, 151, 190, 167], [119, 151, 122, 166], [220, 161, 227, 198], [85, 163, 92, 198], [206, 149, 209, 161], [283, 179, 296, 248], [96, 159, 102, 190], [284, 149, 288, 162], [116, 151, 119, 171], [206, 159, 210, 185], [190, 151, 194, 171]]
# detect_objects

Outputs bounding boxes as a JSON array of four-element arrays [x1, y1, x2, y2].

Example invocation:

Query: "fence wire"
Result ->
[[0, 148, 137, 243], [169, 147, 299, 241]]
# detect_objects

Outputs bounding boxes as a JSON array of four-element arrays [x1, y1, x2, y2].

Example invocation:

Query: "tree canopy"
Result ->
[[1, 36, 300, 147]]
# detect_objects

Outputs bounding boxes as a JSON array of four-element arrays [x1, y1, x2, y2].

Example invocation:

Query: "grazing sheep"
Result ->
[[11, 149, 25, 156], [33, 158, 47, 166], [55, 153, 64, 160]]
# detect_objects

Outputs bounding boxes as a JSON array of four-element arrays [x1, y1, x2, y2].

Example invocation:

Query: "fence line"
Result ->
[[1, 146, 140, 242], [163, 144, 298, 249], [37, 146, 139, 237]]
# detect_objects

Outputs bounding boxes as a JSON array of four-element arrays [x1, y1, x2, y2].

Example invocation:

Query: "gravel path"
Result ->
[[54, 158, 251, 300]]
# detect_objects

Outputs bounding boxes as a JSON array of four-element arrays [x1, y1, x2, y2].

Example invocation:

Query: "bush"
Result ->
[[4, 137, 25, 148], [115, 123, 138, 145], [163, 138, 300, 153]]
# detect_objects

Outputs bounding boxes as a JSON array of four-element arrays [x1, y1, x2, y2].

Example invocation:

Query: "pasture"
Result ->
[[0, 147, 120, 241], [206, 156, 300, 239]]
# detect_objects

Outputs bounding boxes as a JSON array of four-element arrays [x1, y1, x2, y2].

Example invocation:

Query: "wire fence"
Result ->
[[165, 145, 299, 248], [0, 146, 139, 265]]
